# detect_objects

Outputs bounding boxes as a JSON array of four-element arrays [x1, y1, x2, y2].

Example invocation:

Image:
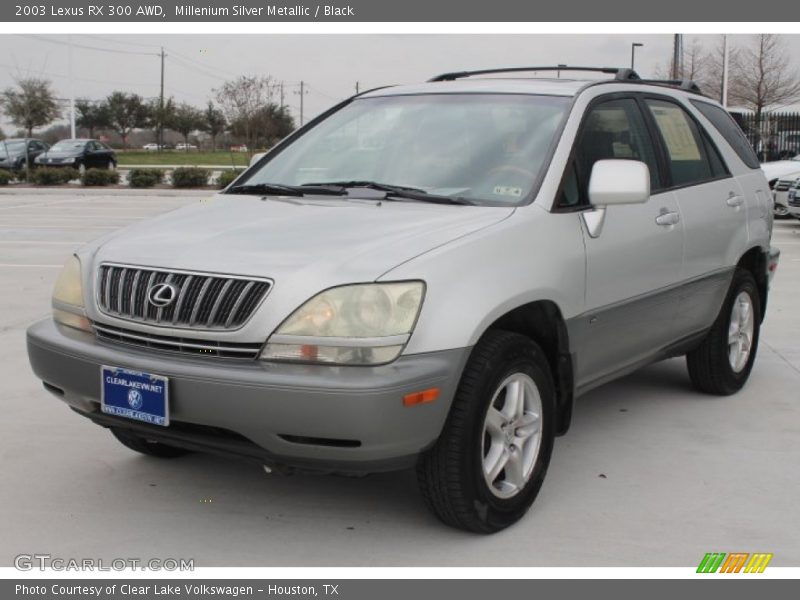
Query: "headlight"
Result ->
[[260, 281, 425, 365], [52, 255, 91, 332]]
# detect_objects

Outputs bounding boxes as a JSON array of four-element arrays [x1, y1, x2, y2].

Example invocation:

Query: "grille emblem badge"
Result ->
[[147, 282, 179, 307]]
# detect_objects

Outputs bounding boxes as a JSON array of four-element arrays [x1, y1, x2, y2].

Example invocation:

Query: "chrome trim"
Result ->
[[267, 333, 411, 348], [93, 323, 263, 359], [95, 262, 272, 331]]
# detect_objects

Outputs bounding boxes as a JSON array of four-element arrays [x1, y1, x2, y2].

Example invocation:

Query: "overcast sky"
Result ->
[[1, 33, 799, 133]]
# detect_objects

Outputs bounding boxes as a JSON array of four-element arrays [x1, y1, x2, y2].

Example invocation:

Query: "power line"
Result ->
[[21, 34, 160, 57], [75, 34, 164, 49]]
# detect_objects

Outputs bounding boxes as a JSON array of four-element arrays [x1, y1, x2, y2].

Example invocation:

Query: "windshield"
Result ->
[[241, 94, 570, 205], [0, 141, 26, 156], [49, 141, 86, 152]]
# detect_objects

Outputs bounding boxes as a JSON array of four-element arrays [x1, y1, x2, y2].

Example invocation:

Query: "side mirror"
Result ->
[[249, 152, 266, 167], [588, 159, 650, 207]]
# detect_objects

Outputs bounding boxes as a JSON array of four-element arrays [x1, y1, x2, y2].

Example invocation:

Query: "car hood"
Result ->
[[88, 195, 515, 285], [39, 150, 80, 159], [761, 160, 800, 181]]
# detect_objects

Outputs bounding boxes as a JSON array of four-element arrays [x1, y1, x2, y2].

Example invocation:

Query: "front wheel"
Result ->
[[773, 204, 790, 219], [686, 268, 761, 395], [417, 330, 555, 533]]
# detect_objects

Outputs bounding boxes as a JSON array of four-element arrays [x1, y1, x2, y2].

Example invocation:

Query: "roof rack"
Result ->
[[428, 66, 641, 82], [632, 79, 704, 95], [427, 65, 704, 95]]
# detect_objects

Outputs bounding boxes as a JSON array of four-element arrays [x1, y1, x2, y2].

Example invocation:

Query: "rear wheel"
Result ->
[[417, 330, 555, 533], [110, 428, 191, 458], [686, 268, 761, 395]]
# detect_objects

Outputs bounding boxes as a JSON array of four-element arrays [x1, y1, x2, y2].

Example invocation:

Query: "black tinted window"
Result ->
[[560, 98, 660, 207], [690, 100, 760, 169]]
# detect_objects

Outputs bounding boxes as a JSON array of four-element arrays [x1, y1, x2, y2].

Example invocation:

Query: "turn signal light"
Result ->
[[403, 388, 440, 407]]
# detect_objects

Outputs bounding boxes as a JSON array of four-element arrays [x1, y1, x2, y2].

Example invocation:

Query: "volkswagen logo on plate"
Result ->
[[147, 282, 178, 307], [127, 389, 143, 410]]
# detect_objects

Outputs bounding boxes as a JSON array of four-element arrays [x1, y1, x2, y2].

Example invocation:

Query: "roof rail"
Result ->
[[630, 79, 704, 95], [428, 66, 641, 82], [428, 66, 704, 95]]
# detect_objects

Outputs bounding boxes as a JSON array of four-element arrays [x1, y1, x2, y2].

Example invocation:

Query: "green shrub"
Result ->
[[30, 167, 79, 186], [128, 168, 165, 188], [171, 167, 210, 188], [81, 168, 120, 187], [216, 169, 243, 189], [0, 170, 13, 185]]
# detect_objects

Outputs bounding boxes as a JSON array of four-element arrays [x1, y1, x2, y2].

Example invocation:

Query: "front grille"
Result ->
[[775, 179, 796, 192], [93, 322, 264, 359], [96, 264, 271, 330]]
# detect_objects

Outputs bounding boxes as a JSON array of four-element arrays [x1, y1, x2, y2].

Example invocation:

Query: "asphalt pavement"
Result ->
[[1, 188, 798, 567]]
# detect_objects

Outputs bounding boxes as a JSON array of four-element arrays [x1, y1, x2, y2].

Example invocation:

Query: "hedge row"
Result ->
[[0, 167, 240, 188]]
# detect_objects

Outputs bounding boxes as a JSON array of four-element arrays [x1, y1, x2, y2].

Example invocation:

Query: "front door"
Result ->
[[560, 96, 685, 388]]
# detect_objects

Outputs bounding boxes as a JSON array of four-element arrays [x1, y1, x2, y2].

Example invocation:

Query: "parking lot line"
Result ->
[[0, 263, 63, 268], [0, 241, 82, 245]]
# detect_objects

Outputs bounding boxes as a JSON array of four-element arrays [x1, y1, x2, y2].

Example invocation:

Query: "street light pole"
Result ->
[[631, 42, 643, 70]]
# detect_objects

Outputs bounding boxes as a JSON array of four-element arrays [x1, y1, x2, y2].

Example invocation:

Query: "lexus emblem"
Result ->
[[147, 282, 178, 307]]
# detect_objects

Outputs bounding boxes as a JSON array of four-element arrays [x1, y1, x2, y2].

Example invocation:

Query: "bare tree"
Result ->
[[654, 38, 707, 82], [214, 75, 277, 151], [1, 78, 61, 136], [729, 34, 800, 121]]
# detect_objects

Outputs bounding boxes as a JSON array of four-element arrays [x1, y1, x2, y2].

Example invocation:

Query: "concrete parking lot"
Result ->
[[1, 188, 798, 567]]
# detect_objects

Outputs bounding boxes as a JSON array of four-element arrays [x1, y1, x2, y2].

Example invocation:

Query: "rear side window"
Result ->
[[690, 100, 761, 169], [645, 99, 719, 187]]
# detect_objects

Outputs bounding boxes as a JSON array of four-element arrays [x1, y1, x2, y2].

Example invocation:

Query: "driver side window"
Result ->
[[559, 98, 660, 208]]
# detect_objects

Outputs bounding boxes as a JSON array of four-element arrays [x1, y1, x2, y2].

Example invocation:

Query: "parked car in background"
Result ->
[[35, 139, 117, 172], [142, 143, 162, 151], [761, 155, 800, 218], [787, 178, 800, 220], [0, 138, 49, 171], [230, 144, 248, 152], [176, 143, 198, 151]]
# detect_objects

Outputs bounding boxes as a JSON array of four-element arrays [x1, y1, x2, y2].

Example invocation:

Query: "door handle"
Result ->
[[726, 192, 744, 207], [655, 210, 680, 227]]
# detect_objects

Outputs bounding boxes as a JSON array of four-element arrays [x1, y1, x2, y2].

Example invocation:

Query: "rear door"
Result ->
[[560, 95, 685, 388], [642, 97, 746, 337]]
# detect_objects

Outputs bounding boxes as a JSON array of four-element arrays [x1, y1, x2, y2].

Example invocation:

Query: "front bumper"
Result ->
[[27, 318, 469, 473]]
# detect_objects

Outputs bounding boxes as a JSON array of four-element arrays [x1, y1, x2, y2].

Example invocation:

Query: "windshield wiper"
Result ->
[[303, 180, 474, 205], [227, 183, 346, 197]]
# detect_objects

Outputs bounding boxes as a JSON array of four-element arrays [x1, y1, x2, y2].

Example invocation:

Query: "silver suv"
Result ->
[[27, 66, 781, 533]]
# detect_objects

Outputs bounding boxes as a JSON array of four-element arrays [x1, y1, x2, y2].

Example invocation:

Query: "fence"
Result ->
[[730, 111, 800, 162]]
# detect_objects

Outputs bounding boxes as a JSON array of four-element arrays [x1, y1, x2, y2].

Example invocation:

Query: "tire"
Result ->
[[686, 268, 761, 395], [773, 205, 790, 219], [417, 330, 555, 533], [110, 427, 191, 458]]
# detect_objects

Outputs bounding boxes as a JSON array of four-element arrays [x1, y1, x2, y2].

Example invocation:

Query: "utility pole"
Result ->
[[68, 35, 75, 138], [280, 81, 285, 109], [294, 81, 308, 126], [355, 81, 360, 94], [721, 35, 729, 107], [672, 34, 683, 80], [159, 47, 165, 150]]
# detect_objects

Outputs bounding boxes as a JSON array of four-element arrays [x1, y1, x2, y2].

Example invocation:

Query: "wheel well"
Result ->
[[486, 300, 574, 436], [737, 247, 768, 321]]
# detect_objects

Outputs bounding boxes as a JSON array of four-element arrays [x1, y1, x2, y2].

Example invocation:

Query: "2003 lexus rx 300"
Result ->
[[27, 66, 780, 532]]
